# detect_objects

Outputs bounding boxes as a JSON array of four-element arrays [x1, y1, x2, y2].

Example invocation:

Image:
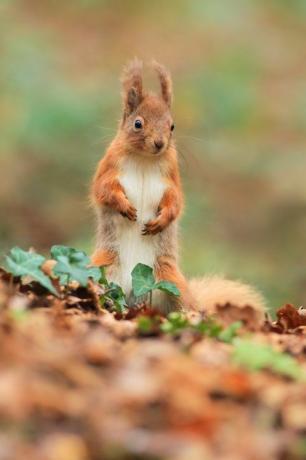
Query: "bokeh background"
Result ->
[[1, 0, 306, 310]]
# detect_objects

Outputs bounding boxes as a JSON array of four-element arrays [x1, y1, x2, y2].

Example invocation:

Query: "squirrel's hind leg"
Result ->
[[91, 249, 117, 267], [155, 256, 196, 313]]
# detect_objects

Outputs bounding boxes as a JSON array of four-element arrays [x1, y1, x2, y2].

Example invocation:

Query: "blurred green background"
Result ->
[[1, 0, 306, 310]]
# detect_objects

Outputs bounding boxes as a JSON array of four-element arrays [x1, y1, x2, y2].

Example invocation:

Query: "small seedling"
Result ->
[[233, 338, 306, 381], [160, 312, 189, 333], [131, 263, 180, 306]]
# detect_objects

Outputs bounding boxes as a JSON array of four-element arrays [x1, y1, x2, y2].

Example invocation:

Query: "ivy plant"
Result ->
[[51, 245, 100, 286], [4, 247, 58, 295], [131, 263, 180, 305]]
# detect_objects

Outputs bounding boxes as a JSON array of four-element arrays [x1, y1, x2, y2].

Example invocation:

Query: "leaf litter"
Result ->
[[0, 247, 305, 460]]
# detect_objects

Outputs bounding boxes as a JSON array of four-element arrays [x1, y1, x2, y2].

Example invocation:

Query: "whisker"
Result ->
[[91, 134, 115, 147], [99, 125, 117, 131], [176, 134, 211, 145], [176, 147, 189, 169], [176, 143, 205, 179]]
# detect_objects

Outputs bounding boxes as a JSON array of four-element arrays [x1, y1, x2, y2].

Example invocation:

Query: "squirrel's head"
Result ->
[[120, 58, 174, 157]]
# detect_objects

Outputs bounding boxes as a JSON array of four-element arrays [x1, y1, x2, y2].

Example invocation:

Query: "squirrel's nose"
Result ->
[[154, 140, 164, 150]]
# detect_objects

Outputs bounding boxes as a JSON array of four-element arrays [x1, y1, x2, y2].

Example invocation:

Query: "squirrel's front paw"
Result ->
[[142, 217, 164, 235], [120, 203, 137, 221]]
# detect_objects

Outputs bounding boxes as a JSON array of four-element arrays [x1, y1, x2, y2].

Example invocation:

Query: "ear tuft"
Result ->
[[121, 58, 143, 115], [152, 60, 173, 107]]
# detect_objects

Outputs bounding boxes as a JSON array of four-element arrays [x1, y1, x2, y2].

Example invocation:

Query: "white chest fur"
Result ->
[[111, 156, 166, 298], [120, 156, 166, 224]]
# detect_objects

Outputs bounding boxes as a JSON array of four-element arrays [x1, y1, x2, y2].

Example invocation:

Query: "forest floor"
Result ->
[[0, 269, 305, 460]]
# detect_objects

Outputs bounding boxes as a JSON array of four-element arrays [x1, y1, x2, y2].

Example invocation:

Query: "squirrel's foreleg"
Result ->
[[93, 177, 137, 221], [143, 188, 181, 235]]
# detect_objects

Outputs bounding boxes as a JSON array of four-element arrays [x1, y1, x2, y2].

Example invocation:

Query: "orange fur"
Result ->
[[91, 249, 116, 267], [155, 256, 196, 311], [189, 276, 266, 320], [121, 58, 143, 119], [91, 135, 183, 233], [92, 140, 137, 220], [152, 60, 173, 107]]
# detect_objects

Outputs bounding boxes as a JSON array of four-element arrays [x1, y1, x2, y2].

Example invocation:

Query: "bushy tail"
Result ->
[[188, 276, 266, 323]]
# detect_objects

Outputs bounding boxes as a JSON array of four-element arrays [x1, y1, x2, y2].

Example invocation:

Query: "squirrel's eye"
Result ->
[[134, 119, 143, 129], [170, 123, 175, 132]]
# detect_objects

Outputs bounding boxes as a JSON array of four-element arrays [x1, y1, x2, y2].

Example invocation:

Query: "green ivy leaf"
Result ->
[[107, 282, 127, 313], [131, 263, 180, 299], [51, 245, 100, 287], [131, 263, 155, 297], [155, 280, 180, 296], [87, 266, 102, 283], [53, 259, 89, 286], [4, 247, 57, 296], [51, 245, 78, 260]]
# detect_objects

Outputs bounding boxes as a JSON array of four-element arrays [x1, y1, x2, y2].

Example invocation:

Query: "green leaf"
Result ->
[[4, 247, 57, 296], [87, 266, 102, 283], [97, 266, 108, 286], [155, 280, 180, 296], [138, 316, 155, 334], [131, 263, 155, 297], [233, 339, 306, 381], [194, 318, 223, 337], [51, 245, 79, 260], [54, 258, 89, 286], [218, 321, 242, 343], [51, 245, 99, 287], [131, 264, 180, 300]]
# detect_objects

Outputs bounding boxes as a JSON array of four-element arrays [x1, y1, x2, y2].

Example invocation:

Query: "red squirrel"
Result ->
[[91, 59, 266, 317]]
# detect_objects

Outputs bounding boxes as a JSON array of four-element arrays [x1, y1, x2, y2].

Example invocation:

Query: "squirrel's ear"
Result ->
[[152, 60, 173, 108], [121, 58, 143, 116]]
